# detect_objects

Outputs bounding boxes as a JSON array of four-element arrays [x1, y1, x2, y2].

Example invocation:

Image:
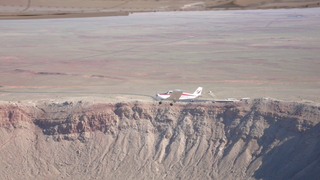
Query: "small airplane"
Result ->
[[156, 87, 203, 106]]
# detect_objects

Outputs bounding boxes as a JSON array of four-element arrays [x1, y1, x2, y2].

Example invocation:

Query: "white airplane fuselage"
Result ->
[[156, 87, 202, 104], [157, 92, 200, 100]]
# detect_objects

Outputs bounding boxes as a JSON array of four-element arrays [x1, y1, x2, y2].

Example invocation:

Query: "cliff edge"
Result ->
[[0, 98, 320, 180]]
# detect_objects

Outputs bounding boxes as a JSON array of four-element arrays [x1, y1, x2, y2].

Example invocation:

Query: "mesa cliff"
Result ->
[[0, 98, 320, 180]]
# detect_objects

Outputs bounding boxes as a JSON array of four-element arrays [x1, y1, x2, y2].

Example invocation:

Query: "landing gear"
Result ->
[[159, 101, 174, 106]]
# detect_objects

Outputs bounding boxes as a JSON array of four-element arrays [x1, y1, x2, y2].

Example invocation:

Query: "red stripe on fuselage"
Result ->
[[182, 93, 195, 96], [158, 93, 196, 97]]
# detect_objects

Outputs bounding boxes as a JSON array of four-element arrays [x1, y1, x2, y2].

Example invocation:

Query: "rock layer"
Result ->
[[0, 98, 320, 180]]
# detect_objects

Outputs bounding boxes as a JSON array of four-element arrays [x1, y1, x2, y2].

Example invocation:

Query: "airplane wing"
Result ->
[[167, 90, 183, 101]]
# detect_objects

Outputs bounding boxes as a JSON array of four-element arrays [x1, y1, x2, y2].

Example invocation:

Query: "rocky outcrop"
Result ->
[[0, 98, 319, 180]]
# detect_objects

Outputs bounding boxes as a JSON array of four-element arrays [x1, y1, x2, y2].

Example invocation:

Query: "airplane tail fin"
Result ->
[[193, 87, 203, 95]]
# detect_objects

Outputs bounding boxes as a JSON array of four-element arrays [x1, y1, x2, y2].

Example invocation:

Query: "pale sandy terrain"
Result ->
[[1, 6, 320, 180], [1, 8, 320, 103], [1, 0, 320, 19]]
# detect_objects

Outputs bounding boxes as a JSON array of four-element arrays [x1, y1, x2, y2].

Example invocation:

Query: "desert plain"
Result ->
[[1, 7, 320, 103], [1, 5, 320, 180], [1, 0, 320, 19]]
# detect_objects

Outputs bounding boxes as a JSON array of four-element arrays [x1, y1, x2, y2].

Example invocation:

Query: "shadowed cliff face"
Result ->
[[0, 99, 320, 180]]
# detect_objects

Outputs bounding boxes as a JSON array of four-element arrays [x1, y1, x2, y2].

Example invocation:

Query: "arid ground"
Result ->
[[1, 8, 320, 103], [1, 7, 320, 180], [1, 0, 320, 19]]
